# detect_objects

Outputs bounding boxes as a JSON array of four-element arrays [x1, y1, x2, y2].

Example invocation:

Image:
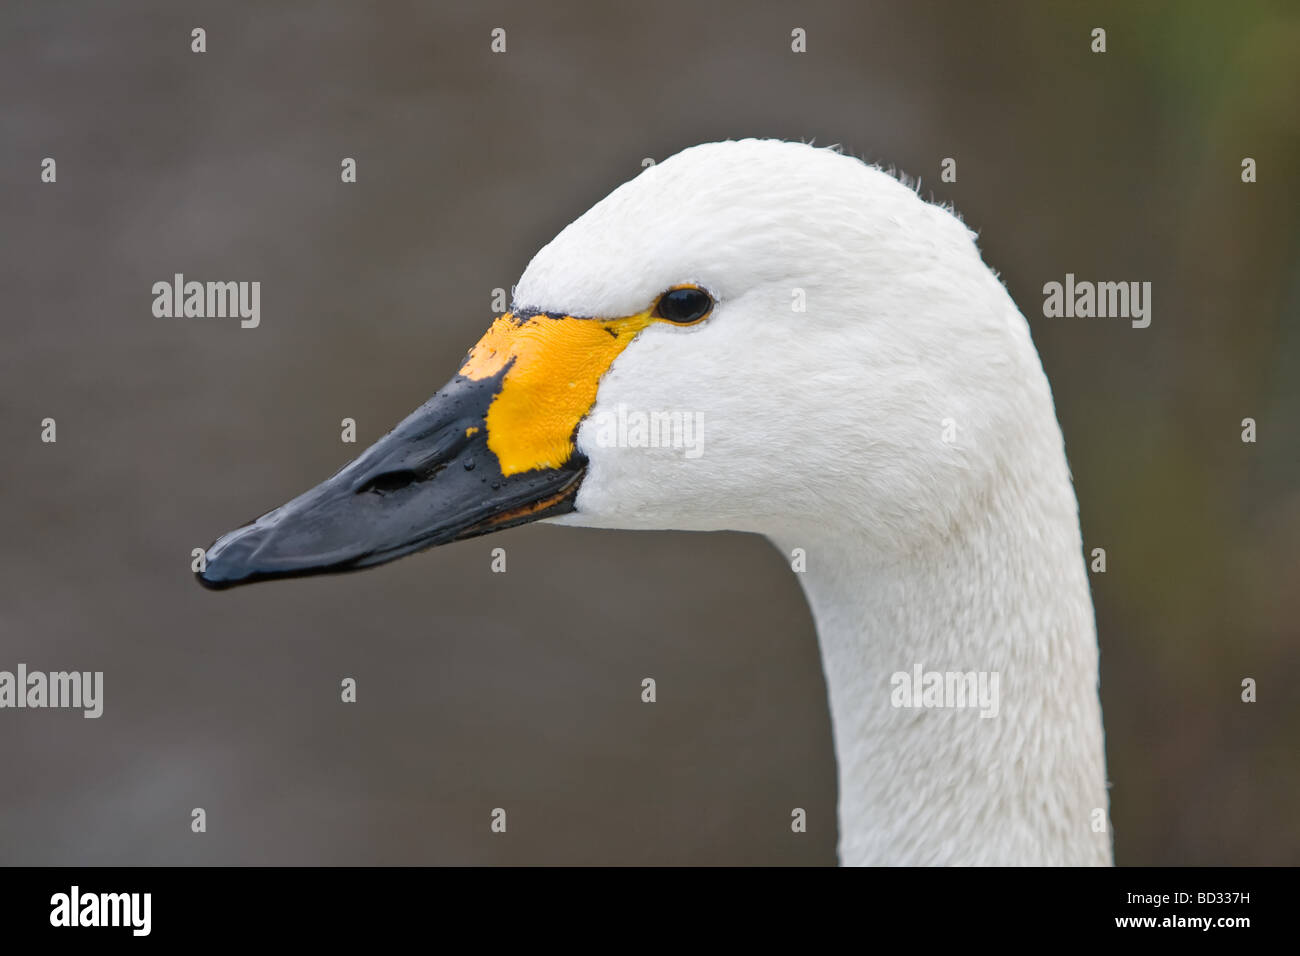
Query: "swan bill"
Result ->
[[197, 306, 669, 590], [195, 361, 587, 590]]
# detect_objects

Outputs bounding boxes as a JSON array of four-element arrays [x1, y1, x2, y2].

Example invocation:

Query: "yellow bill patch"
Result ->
[[459, 310, 656, 475]]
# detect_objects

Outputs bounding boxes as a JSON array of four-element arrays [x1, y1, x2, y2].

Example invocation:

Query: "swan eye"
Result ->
[[653, 286, 713, 324]]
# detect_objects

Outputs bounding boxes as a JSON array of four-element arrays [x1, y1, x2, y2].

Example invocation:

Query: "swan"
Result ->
[[197, 139, 1113, 866]]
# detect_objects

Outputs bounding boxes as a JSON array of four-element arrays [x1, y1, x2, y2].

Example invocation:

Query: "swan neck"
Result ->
[[774, 484, 1112, 865]]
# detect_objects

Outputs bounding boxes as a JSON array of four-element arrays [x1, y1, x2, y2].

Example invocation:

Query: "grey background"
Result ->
[[1, 0, 1297, 864]]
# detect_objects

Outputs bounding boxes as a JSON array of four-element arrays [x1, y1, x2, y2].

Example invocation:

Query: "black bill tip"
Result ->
[[195, 371, 588, 591]]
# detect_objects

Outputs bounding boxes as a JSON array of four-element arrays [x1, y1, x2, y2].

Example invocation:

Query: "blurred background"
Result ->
[[1, 0, 1296, 864]]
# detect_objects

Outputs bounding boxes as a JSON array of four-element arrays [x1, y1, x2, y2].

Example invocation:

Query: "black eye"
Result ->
[[654, 286, 713, 324]]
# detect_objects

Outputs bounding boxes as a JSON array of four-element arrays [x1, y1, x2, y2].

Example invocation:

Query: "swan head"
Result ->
[[198, 138, 1047, 587]]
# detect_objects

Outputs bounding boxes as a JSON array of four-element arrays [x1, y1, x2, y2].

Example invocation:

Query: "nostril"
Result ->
[[357, 469, 420, 496], [355, 461, 449, 496]]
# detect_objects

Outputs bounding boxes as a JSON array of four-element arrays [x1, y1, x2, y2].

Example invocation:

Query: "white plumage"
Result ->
[[201, 138, 1114, 865], [535, 140, 1113, 865]]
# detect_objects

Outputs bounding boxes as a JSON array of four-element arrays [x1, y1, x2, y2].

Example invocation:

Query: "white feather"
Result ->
[[527, 139, 1111, 865]]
